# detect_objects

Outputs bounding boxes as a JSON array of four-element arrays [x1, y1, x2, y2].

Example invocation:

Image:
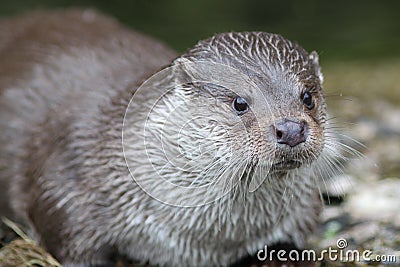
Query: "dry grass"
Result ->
[[0, 218, 62, 267]]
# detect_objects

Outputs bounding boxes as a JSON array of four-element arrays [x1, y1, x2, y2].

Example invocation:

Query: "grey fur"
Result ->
[[0, 9, 335, 267]]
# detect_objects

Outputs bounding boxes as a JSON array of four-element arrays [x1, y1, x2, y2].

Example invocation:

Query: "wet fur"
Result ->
[[0, 9, 341, 267]]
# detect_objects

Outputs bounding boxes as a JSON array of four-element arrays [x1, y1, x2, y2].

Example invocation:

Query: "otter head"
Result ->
[[124, 32, 327, 205]]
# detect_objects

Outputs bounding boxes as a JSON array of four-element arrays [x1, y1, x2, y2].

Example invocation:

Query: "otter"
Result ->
[[0, 9, 338, 267]]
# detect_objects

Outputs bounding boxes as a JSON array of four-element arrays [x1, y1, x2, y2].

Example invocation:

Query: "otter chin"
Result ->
[[0, 9, 343, 267], [272, 160, 303, 171]]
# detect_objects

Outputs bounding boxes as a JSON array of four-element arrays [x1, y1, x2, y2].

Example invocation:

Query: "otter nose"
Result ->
[[272, 119, 307, 147]]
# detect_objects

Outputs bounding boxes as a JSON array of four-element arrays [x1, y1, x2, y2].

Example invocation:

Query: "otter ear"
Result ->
[[309, 51, 324, 84], [172, 57, 194, 86]]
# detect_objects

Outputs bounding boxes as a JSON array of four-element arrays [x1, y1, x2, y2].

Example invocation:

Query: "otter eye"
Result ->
[[302, 91, 314, 110], [232, 96, 248, 114]]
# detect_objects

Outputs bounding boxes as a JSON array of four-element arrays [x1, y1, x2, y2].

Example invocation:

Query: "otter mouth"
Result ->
[[271, 160, 302, 171]]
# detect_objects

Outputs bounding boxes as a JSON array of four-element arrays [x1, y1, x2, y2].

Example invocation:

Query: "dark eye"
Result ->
[[232, 96, 248, 114], [302, 91, 314, 110]]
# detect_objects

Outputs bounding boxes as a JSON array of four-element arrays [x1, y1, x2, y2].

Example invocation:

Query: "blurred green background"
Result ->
[[1, 0, 400, 62]]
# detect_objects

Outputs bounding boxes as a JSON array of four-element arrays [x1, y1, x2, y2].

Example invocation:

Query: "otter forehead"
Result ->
[[179, 32, 322, 103], [183, 32, 317, 79]]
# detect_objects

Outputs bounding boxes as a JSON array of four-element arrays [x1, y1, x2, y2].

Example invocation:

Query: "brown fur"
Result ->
[[0, 8, 176, 263], [0, 9, 329, 267]]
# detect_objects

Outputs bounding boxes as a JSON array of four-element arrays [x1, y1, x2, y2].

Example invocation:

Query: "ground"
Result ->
[[309, 59, 400, 267]]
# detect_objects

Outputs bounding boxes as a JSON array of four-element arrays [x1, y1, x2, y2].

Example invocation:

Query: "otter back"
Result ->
[[0, 8, 176, 260]]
